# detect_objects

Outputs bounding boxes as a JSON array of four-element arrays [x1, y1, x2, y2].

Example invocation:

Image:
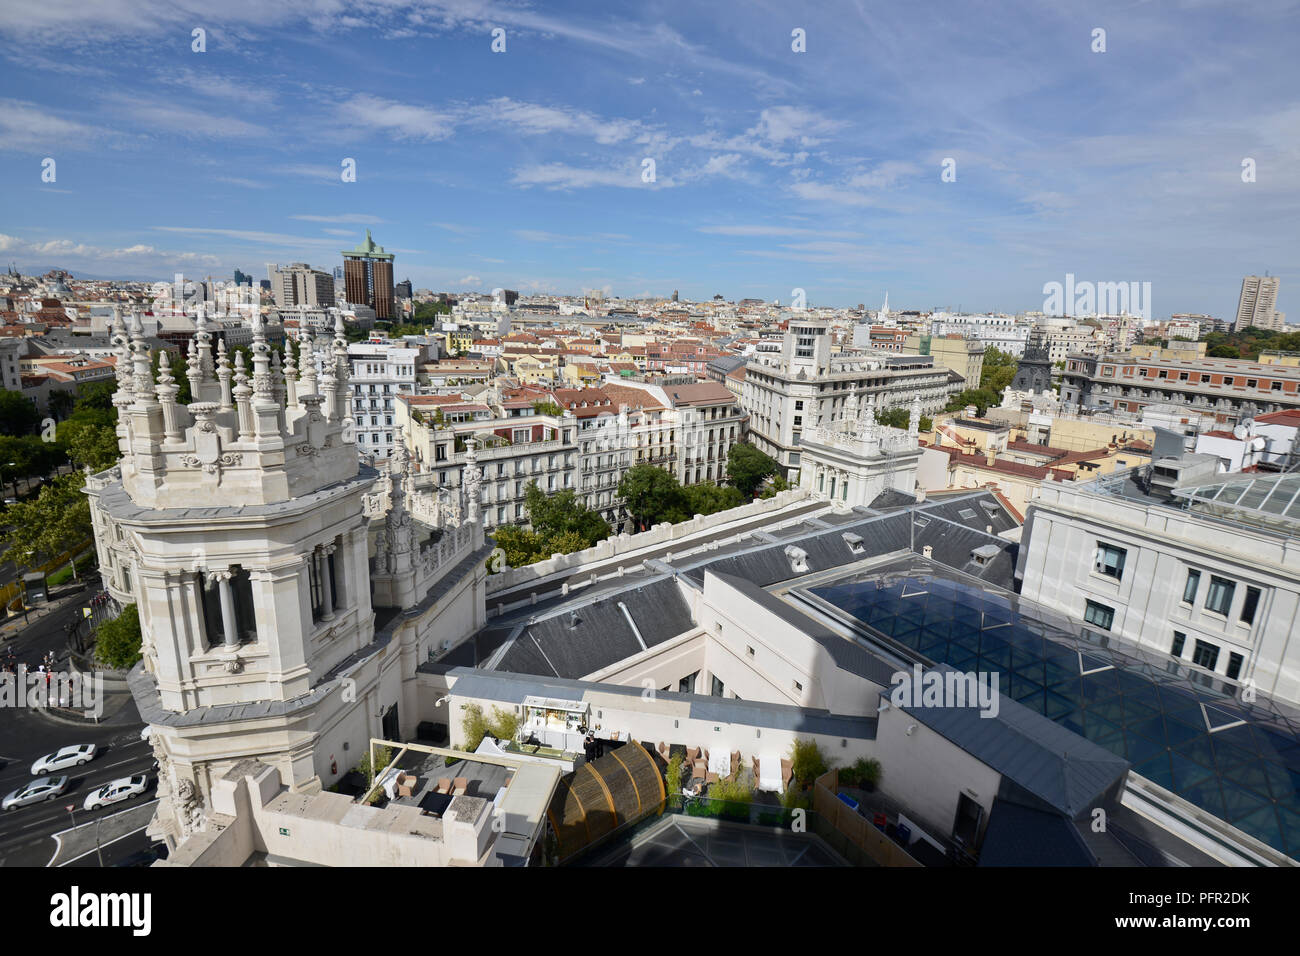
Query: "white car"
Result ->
[[31, 743, 98, 775], [83, 775, 150, 811], [3, 776, 69, 810]]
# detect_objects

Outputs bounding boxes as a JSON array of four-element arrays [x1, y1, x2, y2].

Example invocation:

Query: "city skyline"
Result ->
[[1, 1, 1298, 317]]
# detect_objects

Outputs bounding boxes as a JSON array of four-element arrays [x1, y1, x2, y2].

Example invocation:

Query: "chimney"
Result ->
[[985, 450, 996, 467], [922, 545, 933, 559]]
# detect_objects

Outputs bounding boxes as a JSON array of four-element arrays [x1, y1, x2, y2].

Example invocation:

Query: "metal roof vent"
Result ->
[[842, 532, 865, 554], [784, 545, 811, 574], [568, 611, 580, 629]]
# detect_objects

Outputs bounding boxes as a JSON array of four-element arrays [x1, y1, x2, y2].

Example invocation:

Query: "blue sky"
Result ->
[[1, 0, 1298, 318]]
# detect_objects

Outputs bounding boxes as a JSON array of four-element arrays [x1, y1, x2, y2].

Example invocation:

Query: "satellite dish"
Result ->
[[1233, 424, 1248, 440]]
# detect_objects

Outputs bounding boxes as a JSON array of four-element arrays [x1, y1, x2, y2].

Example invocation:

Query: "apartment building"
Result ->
[[346, 341, 419, 461], [1236, 275, 1283, 332], [741, 320, 957, 476], [398, 394, 578, 529], [1060, 351, 1300, 424], [1018, 464, 1300, 707], [660, 381, 749, 486], [905, 333, 986, 387], [269, 262, 335, 309]]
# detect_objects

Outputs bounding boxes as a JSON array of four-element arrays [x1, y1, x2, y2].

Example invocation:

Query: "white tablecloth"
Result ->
[[709, 748, 731, 777], [758, 756, 782, 793]]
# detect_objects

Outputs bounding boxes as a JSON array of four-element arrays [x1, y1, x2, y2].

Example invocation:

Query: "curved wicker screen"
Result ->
[[546, 741, 666, 862]]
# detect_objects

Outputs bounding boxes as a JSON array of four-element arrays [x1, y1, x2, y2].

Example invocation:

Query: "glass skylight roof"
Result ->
[[1174, 473, 1300, 533], [807, 570, 1300, 860]]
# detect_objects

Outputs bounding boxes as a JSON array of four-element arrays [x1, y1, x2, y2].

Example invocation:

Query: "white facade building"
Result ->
[[798, 391, 922, 508], [345, 341, 419, 462], [1018, 469, 1300, 705]]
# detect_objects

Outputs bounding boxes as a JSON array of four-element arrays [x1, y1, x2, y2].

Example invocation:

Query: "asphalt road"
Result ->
[[0, 722, 156, 867], [1, 583, 153, 867]]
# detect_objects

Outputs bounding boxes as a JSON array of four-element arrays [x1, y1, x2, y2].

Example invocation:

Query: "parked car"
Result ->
[[83, 775, 151, 811], [3, 776, 69, 810], [31, 743, 98, 775]]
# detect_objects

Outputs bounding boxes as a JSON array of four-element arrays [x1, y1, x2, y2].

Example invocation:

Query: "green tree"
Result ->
[[0, 434, 62, 488], [524, 483, 609, 546], [1, 472, 92, 569], [944, 387, 1003, 417], [681, 482, 745, 516], [532, 400, 565, 417], [95, 604, 143, 670], [789, 737, 833, 786], [874, 407, 933, 432], [980, 347, 1019, 395], [57, 418, 120, 472], [618, 464, 688, 530], [0, 390, 40, 436], [47, 389, 75, 421], [70, 379, 117, 417], [461, 704, 490, 751], [726, 442, 780, 497]]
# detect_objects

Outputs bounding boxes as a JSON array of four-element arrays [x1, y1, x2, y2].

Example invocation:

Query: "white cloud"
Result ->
[[753, 106, 845, 146], [215, 176, 270, 189], [102, 92, 270, 139], [0, 98, 107, 151], [698, 224, 862, 239], [159, 68, 275, 107], [0, 232, 221, 268], [337, 93, 456, 141], [290, 214, 388, 224], [457, 275, 481, 284], [511, 162, 647, 190], [152, 226, 341, 247], [471, 98, 640, 144]]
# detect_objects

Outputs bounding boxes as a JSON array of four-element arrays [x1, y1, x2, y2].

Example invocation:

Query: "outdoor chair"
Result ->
[[781, 758, 793, 790], [452, 777, 468, 796], [395, 773, 418, 798], [686, 746, 700, 763], [436, 778, 452, 795]]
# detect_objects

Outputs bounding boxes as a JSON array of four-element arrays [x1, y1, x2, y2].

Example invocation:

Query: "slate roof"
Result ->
[[493, 575, 695, 679], [677, 490, 1019, 590], [976, 800, 1098, 866]]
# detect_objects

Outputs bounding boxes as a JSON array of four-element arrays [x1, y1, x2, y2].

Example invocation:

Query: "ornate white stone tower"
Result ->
[[85, 307, 393, 847]]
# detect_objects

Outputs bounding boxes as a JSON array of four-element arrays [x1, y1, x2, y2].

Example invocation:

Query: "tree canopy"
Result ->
[[487, 482, 611, 568], [874, 406, 933, 432], [95, 604, 143, 671], [618, 464, 690, 530], [726, 442, 780, 496], [980, 347, 1019, 394], [0, 472, 92, 567], [0, 390, 41, 436]]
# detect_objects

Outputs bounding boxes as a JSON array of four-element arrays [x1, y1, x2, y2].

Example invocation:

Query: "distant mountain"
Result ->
[[14, 265, 167, 283]]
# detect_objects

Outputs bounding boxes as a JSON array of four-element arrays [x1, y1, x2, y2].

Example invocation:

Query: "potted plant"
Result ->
[[857, 757, 882, 793]]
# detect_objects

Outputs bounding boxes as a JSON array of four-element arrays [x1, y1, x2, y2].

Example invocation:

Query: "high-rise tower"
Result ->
[[342, 230, 395, 320]]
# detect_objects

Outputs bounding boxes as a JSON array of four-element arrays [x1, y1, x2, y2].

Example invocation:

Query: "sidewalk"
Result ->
[[0, 581, 93, 643]]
